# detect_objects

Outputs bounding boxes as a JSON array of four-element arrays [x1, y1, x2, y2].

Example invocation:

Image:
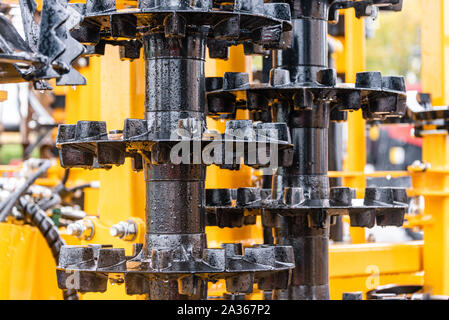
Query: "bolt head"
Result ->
[[110, 226, 119, 237], [67, 223, 81, 236]]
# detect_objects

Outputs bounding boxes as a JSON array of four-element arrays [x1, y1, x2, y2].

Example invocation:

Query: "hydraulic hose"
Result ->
[[37, 193, 62, 211], [0, 160, 51, 222], [66, 183, 93, 193], [18, 197, 79, 300], [53, 169, 70, 195], [54, 169, 95, 199]]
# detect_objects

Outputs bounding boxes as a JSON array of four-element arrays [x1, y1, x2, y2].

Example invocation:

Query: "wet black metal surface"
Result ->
[[70, 0, 293, 59], [55, 0, 296, 299], [404, 92, 449, 137], [56, 118, 293, 170], [204, 0, 407, 300], [329, 122, 344, 241], [53, 0, 407, 300], [0, 0, 86, 86]]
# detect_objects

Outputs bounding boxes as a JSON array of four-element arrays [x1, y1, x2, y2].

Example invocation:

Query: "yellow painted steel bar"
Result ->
[[343, 9, 367, 244], [420, 0, 449, 106], [406, 0, 449, 296], [410, 134, 449, 295], [328, 170, 409, 178], [330, 241, 423, 278], [330, 273, 424, 300], [329, 241, 424, 299]]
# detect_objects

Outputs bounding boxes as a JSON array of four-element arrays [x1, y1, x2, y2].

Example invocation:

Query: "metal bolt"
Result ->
[[110, 220, 137, 241], [110, 225, 124, 238], [61, 206, 87, 220], [67, 219, 94, 240], [67, 222, 83, 237]]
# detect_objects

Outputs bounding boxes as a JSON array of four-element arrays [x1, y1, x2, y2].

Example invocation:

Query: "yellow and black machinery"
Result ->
[[0, 0, 449, 302]]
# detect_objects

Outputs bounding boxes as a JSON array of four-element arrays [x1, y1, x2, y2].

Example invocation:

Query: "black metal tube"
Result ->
[[280, 18, 327, 83], [329, 122, 344, 241], [278, 215, 329, 299], [142, 27, 208, 300], [144, 30, 207, 138], [271, 104, 331, 299], [0, 160, 51, 222], [279, 117, 330, 300], [272, 0, 333, 300]]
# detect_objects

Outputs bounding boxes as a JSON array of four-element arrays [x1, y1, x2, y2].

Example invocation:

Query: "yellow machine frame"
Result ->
[[328, 1, 449, 298]]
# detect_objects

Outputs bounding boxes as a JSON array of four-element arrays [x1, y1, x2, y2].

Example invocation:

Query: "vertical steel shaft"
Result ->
[[273, 0, 331, 300], [329, 122, 344, 241], [142, 27, 208, 299]]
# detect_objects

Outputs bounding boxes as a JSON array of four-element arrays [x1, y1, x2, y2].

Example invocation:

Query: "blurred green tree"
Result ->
[[366, 0, 421, 85]]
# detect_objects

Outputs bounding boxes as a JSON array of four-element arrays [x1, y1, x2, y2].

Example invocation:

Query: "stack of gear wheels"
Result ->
[[55, 0, 408, 300], [204, 0, 407, 300], [55, 0, 296, 300]]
